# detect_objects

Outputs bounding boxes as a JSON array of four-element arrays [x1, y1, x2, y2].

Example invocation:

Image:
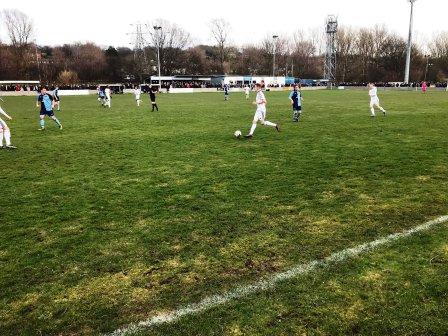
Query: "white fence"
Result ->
[[1, 86, 327, 97], [0, 89, 95, 96], [58, 89, 91, 96]]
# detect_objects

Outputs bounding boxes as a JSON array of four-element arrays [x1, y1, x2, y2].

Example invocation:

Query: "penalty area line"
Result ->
[[106, 215, 448, 336]]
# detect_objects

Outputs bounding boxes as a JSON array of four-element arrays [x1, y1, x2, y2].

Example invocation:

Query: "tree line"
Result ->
[[1, 9, 448, 85]]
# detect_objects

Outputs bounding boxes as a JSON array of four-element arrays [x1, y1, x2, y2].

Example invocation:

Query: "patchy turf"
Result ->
[[0, 89, 447, 335]]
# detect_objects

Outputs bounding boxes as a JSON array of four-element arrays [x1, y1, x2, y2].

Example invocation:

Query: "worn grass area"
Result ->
[[0, 89, 447, 335]]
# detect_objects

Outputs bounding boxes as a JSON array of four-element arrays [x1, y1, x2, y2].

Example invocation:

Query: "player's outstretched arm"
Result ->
[[0, 108, 12, 120]]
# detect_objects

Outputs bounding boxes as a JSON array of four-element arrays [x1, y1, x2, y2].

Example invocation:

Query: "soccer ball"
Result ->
[[234, 130, 242, 138]]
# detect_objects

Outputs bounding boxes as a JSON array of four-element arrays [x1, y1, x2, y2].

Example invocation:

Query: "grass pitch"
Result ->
[[1, 89, 447, 335]]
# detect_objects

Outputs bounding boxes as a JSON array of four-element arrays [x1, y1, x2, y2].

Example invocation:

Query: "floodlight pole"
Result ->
[[324, 15, 338, 88], [153, 26, 162, 89], [404, 0, 416, 84], [272, 35, 278, 78], [131, 23, 149, 83]]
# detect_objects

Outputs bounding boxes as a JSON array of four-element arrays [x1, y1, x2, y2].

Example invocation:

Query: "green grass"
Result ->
[[0, 89, 447, 335]]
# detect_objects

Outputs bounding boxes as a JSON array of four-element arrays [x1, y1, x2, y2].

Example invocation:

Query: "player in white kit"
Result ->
[[368, 83, 387, 117], [134, 86, 141, 107], [0, 98, 17, 149], [104, 86, 111, 108], [244, 85, 250, 99], [245, 83, 280, 138]]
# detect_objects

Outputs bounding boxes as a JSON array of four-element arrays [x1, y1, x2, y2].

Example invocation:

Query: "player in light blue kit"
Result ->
[[37, 87, 63, 131]]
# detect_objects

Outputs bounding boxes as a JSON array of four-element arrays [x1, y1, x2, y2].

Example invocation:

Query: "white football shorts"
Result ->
[[370, 97, 380, 107], [254, 107, 266, 121]]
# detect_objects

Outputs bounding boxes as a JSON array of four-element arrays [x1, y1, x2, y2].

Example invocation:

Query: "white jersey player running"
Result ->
[[368, 83, 387, 117], [0, 98, 17, 149], [104, 87, 111, 108], [245, 83, 280, 138], [134, 86, 141, 107]]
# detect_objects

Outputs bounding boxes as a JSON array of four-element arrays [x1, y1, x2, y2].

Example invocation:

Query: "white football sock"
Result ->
[[249, 123, 257, 135], [371, 108, 375, 116], [4, 129, 11, 146], [264, 120, 276, 127], [379, 106, 386, 112], [0, 130, 3, 147]]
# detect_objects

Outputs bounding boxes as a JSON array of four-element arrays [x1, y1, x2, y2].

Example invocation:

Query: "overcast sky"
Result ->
[[1, 0, 446, 48]]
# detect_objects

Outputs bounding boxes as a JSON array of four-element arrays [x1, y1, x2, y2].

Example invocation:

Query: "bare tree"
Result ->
[[336, 27, 356, 82], [148, 19, 191, 75], [428, 32, 448, 81], [260, 35, 289, 76], [308, 27, 325, 56], [2, 9, 33, 46], [356, 28, 375, 82], [1, 9, 34, 77], [184, 46, 207, 74], [0, 44, 15, 79], [0, 14, 437, 84], [429, 32, 448, 57], [292, 30, 320, 78], [70, 43, 106, 81], [380, 33, 408, 81], [209, 18, 230, 74], [237, 45, 263, 75], [57, 70, 79, 86]]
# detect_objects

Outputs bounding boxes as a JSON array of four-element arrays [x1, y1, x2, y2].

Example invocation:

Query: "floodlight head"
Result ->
[[272, 35, 278, 39], [326, 15, 338, 33], [153, 26, 162, 30], [408, 0, 417, 3]]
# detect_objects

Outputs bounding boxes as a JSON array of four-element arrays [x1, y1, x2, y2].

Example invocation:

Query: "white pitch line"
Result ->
[[106, 215, 448, 336]]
